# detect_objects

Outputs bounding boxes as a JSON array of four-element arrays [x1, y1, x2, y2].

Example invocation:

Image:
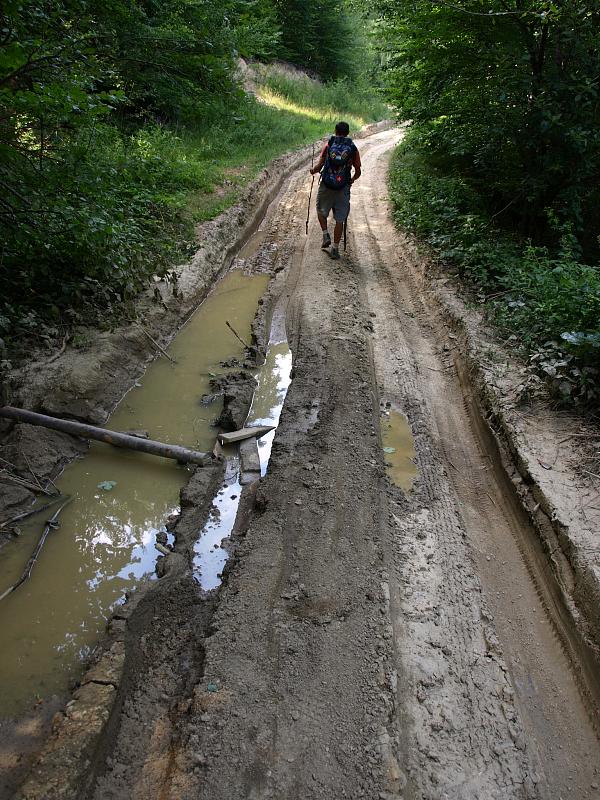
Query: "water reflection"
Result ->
[[248, 342, 293, 474], [0, 271, 269, 715], [193, 337, 292, 589]]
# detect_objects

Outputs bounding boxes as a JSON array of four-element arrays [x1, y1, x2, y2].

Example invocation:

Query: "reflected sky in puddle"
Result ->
[[0, 270, 268, 715], [193, 337, 292, 590]]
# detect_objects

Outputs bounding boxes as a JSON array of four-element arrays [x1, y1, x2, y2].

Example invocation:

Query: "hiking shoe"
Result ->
[[329, 246, 340, 260], [321, 232, 331, 249]]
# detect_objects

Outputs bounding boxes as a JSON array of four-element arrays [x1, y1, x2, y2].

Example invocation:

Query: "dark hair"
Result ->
[[335, 121, 350, 136]]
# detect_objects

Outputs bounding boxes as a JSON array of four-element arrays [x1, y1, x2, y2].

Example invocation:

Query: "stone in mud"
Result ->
[[83, 640, 125, 687], [0, 483, 33, 518], [214, 374, 257, 432], [155, 551, 187, 578], [180, 466, 221, 509], [200, 392, 221, 406]]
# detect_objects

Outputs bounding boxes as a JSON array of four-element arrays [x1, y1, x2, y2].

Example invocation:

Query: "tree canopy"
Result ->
[[373, 0, 600, 254], [0, 0, 367, 348]]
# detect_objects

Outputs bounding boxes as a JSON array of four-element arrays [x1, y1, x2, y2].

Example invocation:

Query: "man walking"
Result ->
[[310, 121, 361, 259]]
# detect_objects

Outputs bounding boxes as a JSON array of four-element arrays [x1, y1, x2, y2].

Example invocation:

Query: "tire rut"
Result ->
[[350, 129, 600, 799], [81, 127, 599, 800]]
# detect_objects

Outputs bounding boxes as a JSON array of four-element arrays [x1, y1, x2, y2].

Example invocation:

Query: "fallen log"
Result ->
[[0, 406, 208, 466]]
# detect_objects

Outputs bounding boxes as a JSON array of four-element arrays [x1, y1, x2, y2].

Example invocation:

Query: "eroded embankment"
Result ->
[[419, 259, 600, 723], [369, 211, 600, 795]]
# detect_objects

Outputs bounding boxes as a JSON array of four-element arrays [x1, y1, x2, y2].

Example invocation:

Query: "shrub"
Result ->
[[389, 136, 600, 405]]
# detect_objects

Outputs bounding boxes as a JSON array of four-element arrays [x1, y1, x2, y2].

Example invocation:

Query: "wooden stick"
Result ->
[[0, 406, 208, 466], [21, 450, 49, 494], [0, 470, 55, 496], [0, 498, 72, 602], [0, 496, 63, 530], [45, 333, 70, 365], [225, 320, 252, 350], [138, 325, 177, 364]]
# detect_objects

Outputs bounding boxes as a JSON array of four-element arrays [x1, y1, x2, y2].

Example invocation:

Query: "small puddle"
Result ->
[[237, 229, 267, 261], [381, 410, 418, 492], [0, 270, 268, 716], [193, 325, 292, 590]]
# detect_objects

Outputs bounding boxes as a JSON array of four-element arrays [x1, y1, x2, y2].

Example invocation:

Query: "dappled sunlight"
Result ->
[[257, 87, 367, 128]]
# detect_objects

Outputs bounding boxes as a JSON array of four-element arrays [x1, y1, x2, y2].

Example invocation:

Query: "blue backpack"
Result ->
[[321, 135, 354, 190]]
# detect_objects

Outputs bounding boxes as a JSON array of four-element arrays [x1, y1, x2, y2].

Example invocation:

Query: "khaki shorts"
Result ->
[[316, 182, 350, 223]]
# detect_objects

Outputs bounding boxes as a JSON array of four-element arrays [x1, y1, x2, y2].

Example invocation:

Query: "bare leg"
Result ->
[[317, 213, 328, 231], [333, 221, 343, 245]]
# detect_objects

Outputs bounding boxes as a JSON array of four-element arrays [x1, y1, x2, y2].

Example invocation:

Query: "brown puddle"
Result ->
[[0, 270, 268, 716], [237, 229, 267, 261], [381, 410, 418, 492]]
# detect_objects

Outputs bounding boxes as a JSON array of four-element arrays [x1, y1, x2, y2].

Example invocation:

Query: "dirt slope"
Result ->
[[19, 127, 600, 800]]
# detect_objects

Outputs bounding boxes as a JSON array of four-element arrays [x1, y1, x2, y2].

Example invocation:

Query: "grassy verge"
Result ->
[[389, 133, 600, 406], [178, 71, 386, 223], [0, 66, 387, 355]]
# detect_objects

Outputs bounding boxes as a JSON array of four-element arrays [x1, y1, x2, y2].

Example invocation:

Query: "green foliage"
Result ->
[[92, 0, 241, 122], [375, 0, 600, 404], [389, 138, 600, 404], [232, 0, 282, 59], [272, 0, 361, 78], [0, 0, 385, 351], [257, 65, 388, 123], [372, 0, 600, 256]]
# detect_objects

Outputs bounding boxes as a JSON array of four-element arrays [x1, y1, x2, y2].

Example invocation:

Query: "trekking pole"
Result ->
[[343, 214, 348, 251], [306, 142, 315, 235]]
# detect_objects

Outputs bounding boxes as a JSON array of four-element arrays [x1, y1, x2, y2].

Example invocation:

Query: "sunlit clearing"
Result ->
[[257, 87, 366, 128]]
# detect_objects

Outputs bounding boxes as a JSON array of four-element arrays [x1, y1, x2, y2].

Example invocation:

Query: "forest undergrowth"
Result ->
[[0, 0, 386, 362], [377, 0, 600, 407]]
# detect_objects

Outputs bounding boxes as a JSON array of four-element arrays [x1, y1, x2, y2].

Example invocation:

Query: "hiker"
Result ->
[[310, 121, 361, 259]]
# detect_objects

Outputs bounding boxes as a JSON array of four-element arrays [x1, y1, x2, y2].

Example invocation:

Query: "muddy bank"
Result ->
[[8, 124, 310, 796], [14, 245, 292, 800], [412, 255, 600, 683]]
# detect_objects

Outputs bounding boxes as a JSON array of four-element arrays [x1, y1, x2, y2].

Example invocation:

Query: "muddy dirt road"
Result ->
[[26, 128, 600, 800]]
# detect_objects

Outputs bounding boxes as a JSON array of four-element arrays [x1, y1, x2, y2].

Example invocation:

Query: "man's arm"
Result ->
[[310, 155, 326, 175], [310, 143, 328, 175]]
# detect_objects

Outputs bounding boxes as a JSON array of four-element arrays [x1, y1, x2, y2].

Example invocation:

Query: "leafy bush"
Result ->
[[389, 138, 600, 405], [0, 18, 386, 353], [372, 0, 600, 260]]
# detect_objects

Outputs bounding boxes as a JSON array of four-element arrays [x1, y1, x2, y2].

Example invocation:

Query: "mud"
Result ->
[[0, 270, 268, 722], [8, 123, 600, 800]]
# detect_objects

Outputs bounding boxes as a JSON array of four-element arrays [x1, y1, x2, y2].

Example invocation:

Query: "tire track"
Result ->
[[351, 129, 600, 799]]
